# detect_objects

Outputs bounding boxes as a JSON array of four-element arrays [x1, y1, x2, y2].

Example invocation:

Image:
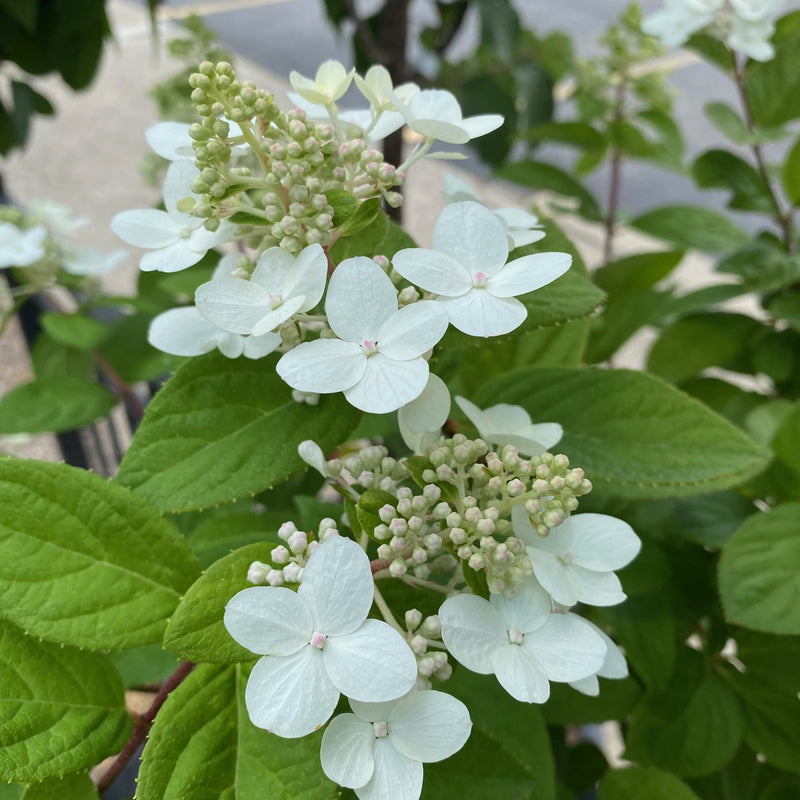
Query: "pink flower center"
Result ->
[[361, 339, 379, 356], [268, 293, 283, 309], [373, 721, 389, 738], [309, 631, 327, 649], [472, 271, 487, 288], [508, 628, 524, 645]]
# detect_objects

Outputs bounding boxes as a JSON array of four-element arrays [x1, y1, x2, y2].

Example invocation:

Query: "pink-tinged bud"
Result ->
[[310, 631, 327, 649], [379, 504, 397, 523], [278, 521, 297, 541], [247, 561, 269, 584], [389, 558, 407, 577], [271, 545, 290, 564]]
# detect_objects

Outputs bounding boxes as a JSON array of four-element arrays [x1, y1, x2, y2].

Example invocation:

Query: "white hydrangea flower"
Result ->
[[276, 257, 449, 413], [442, 174, 545, 250], [0, 222, 47, 268], [320, 690, 472, 800], [439, 577, 607, 703], [27, 200, 87, 238], [195, 243, 327, 335], [111, 160, 234, 272], [148, 306, 281, 359], [726, 12, 777, 59], [224, 536, 417, 738], [642, 0, 719, 46], [146, 119, 247, 161], [398, 374, 451, 455], [455, 396, 562, 457], [566, 618, 628, 696], [384, 86, 503, 145], [62, 247, 127, 276], [290, 60, 355, 105], [512, 507, 641, 608], [392, 201, 571, 338]]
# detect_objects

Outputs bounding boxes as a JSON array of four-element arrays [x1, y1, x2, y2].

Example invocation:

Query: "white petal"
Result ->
[[139, 239, 206, 273], [111, 209, 178, 249], [320, 714, 376, 789], [242, 331, 282, 359], [411, 118, 470, 144], [349, 697, 402, 723], [366, 110, 406, 142], [454, 396, 493, 436], [425, 151, 469, 161], [344, 354, 429, 414], [491, 644, 550, 703], [522, 613, 606, 682], [582, 620, 628, 679], [245, 648, 339, 738], [326, 257, 398, 342], [164, 159, 201, 217], [494, 207, 540, 230], [508, 229, 547, 249], [298, 536, 374, 635], [147, 307, 219, 357], [276, 339, 366, 393], [491, 575, 551, 634], [439, 594, 508, 674], [389, 690, 472, 763], [488, 252, 571, 298], [0, 223, 47, 267], [528, 548, 579, 607], [298, 439, 328, 476], [252, 296, 306, 335], [284, 243, 328, 311], [146, 121, 192, 161], [438, 291, 527, 337], [567, 566, 627, 607], [224, 586, 312, 655], [188, 220, 234, 252], [569, 674, 600, 696], [195, 278, 272, 334], [252, 246, 296, 294], [378, 302, 449, 360], [563, 514, 641, 572], [442, 173, 481, 205], [433, 201, 508, 276], [62, 247, 127, 276], [409, 89, 463, 125], [460, 114, 504, 139], [391, 248, 472, 296], [316, 60, 352, 100], [398, 373, 451, 434], [355, 740, 423, 800], [324, 619, 417, 701], [217, 332, 245, 359]]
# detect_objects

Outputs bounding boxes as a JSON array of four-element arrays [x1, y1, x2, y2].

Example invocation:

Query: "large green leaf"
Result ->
[[136, 663, 337, 800], [629, 206, 749, 251], [20, 773, 97, 800], [423, 668, 556, 800], [164, 542, 277, 664], [0, 458, 200, 650], [116, 353, 361, 512], [691, 149, 771, 212], [598, 766, 701, 800], [39, 311, 107, 351], [782, 135, 800, 205], [0, 623, 129, 782], [746, 31, 800, 126], [719, 504, 800, 634], [542, 677, 641, 725], [475, 368, 770, 498], [0, 377, 115, 434]]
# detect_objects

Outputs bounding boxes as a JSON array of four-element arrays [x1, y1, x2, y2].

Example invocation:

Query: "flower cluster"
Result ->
[[111, 59, 571, 414], [642, 0, 786, 61]]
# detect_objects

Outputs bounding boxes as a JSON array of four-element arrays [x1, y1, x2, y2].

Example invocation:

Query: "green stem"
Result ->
[[373, 584, 404, 632]]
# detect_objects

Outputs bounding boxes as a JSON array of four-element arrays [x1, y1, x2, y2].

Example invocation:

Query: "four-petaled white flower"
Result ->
[[111, 160, 234, 272], [224, 535, 417, 738], [277, 257, 448, 413], [148, 306, 281, 359], [442, 174, 545, 250], [439, 576, 607, 703], [0, 222, 47, 268], [392, 201, 571, 338], [566, 618, 629, 696], [512, 507, 641, 608], [320, 690, 472, 800], [290, 60, 355, 105], [398, 374, 451, 455], [62, 247, 127, 276], [455, 396, 562, 457], [384, 86, 503, 145], [195, 243, 327, 335]]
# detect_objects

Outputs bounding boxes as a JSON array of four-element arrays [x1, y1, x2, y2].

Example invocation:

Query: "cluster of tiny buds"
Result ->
[[342, 445, 409, 492], [404, 609, 451, 685], [247, 518, 339, 586], [184, 60, 405, 254]]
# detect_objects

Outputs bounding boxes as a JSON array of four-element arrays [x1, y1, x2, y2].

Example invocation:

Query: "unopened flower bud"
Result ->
[[389, 558, 407, 577], [283, 562, 302, 583], [247, 560, 269, 584], [278, 521, 297, 541], [449, 527, 467, 545], [266, 568, 285, 587], [405, 608, 422, 630], [410, 634, 428, 654], [288, 530, 308, 554], [271, 545, 290, 564]]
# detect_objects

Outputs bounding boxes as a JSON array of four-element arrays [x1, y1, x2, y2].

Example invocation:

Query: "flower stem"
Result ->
[[373, 584, 403, 632]]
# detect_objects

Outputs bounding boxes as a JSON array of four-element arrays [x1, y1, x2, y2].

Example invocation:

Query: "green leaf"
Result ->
[[630, 206, 749, 251], [593, 250, 685, 294], [598, 766, 701, 800], [116, 353, 361, 512], [381, 220, 417, 258], [39, 311, 107, 351], [329, 209, 387, 260], [735, 629, 800, 695], [0, 458, 200, 650], [626, 652, 742, 777], [475, 367, 770, 498], [782, 135, 800, 206], [0, 377, 115, 434], [325, 188, 359, 227], [543, 677, 641, 725], [0, 0, 38, 31], [719, 503, 800, 635], [99, 313, 182, 383], [0, 623, 129, 782], [691, 149, 771, 212], [746, 32, 800, 127], [164, 542, 276, 664], [704, 102, 750, 144], [110, 643, 179, 689], [423, 668, 556, 800], [526, 121, 606, 151], [20, 773, 97, 800], [335, 197, 382, 237], [716, 241, 800, 292], [136, 663, 337, 800], [647, 313, 762, 384], [30, 335, 94, 380], [497, 160, 602, 220], [672, 492, 755, 548], [356, 488, 397, 539]]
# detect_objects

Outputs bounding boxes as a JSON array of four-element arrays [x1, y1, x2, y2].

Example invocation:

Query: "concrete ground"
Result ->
[[0, 0, 777, 462]]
